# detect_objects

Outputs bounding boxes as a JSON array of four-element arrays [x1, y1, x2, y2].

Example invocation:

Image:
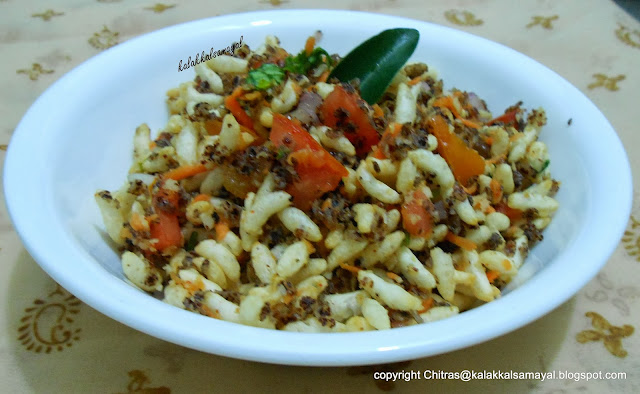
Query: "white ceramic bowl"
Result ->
[[4, 10, 632, 366]]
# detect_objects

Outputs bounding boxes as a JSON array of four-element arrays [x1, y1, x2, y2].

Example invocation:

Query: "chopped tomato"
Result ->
[[320, 85, 380, 156], [487, 106, 521, 129], [150, 211, 183, 252], [401, 189, 433, 238], [428, 115, 485, 186], [270, 113, 322, 152], [270, 114, 348, 209], [150, 186, 183, 252], [286, 148, 348, 209]]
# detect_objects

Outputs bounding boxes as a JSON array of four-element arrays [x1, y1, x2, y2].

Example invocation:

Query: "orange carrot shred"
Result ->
[[445, 232, 477, 251], [461, 183, 478, 195], [164, 163, 209, 180], [318, 70, 329, 83], [339, 263, 361, 274], [489, 179, 503, 204], [418, 298, 434, 314], [214, 220, 230, 242], [192, 194, 211, 203], [304, 36, 316, 56], [433, 96, 481, 129], [407, 76, 422, 86], [386, 272, 402, 283], [225, 87, 255, 131], [486, 270, 500, 283]]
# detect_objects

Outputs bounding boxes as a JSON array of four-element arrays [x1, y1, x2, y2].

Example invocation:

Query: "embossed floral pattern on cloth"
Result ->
[[0, 0, 638, 392]]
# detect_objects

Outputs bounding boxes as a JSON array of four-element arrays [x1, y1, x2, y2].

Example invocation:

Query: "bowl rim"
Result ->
[[3, 9, 633, 366]]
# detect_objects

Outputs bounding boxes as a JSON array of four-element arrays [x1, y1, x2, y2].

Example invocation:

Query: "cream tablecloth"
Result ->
[[1, 0, 639, 392]]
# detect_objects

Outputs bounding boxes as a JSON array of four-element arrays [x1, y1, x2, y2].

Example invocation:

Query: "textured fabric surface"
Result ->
[[1, 1, 639, 392]]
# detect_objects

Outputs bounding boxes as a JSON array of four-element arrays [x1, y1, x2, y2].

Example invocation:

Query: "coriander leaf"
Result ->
[[246, 63, 285, 90], [283, 47, 332, 75]]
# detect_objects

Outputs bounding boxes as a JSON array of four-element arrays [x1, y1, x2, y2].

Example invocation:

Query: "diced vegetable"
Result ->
[[428, 115, 485, 186], [320, 85, 380, 156], [401, 189, 433, 238], [270, 114, 348, 209], [150, 187, 183, 251]]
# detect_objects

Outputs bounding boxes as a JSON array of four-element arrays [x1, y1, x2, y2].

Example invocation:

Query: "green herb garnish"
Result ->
[[246, 63, 285, 90], [283, 47, 333, 75], [185, 231, 199, 251], [540, 160, 550, 173]]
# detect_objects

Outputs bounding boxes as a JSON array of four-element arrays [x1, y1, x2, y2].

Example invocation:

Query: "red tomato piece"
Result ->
[[320, 85, 380, 156], [401, 189, 434, 238], [270, 114, 348, 209], [150, 211, 183, 252]]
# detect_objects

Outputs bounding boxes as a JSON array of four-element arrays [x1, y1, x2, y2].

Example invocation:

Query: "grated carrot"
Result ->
[[386, 272, 403, 283], [215, 220, 230, 242], [318, 70, 329, 83], [489, 179, 503, 204], [199, 303, 220, 319], [407, 76, 422, 85], [304, 36, 316, 56], [192, 193, 211, 203], [164, 163, 209, 181], [149, 141, 157, 150], [445, 232, 477, 251], [486, 270, 500, 283], [433, 96, 482, 129], [418, 298, 434, 314], [339, 263, 361, 274], [461, 183, 477, 195], [225, 87, 255, 131]]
